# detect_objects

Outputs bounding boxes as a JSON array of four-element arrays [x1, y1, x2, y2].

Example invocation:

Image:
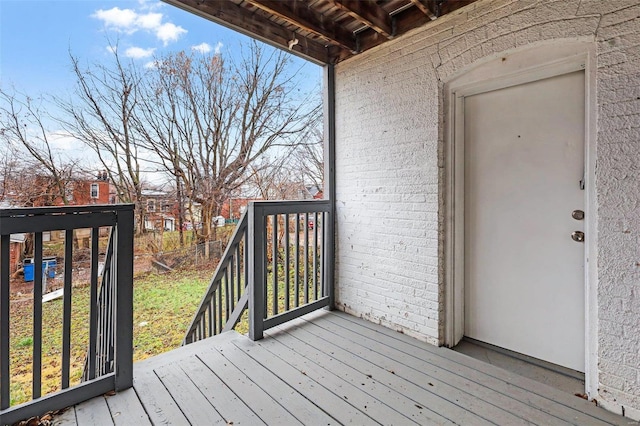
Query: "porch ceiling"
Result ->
[[162, 0, 477, 64]]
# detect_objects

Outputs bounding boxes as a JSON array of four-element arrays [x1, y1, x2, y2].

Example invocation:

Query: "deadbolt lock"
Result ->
[[572, 210, 585, 220], [571, 231, 585, 242]]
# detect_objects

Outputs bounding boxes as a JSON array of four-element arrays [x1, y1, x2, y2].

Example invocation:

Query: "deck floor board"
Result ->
[[55, 310, 629, 425], [295, 316, 548, 426], [308, 314, 574, 426], [323, 313, 628, 425], [104, 387, 151, 426], [257, 328, 416, 424], [269, 320, 472, 425]]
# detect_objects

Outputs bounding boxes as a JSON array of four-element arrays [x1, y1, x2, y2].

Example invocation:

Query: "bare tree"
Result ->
[[292, 126, 324, 195], [247, 156, 304, 200], [0, 89, 77, 206], [136, 42, 321, 241], [55, 45, 148, 232]]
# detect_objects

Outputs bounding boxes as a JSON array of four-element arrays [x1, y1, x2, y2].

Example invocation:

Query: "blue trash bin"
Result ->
[[23, 262, 34, 282], [23, 258, 56, 282]]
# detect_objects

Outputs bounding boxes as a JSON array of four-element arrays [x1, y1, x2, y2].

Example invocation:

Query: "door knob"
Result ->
[[572, 210, 584, 220], [571, 231, 585, 242]]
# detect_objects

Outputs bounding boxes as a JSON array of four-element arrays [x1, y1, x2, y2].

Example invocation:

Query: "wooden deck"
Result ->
[[54, 310, 628, 425]]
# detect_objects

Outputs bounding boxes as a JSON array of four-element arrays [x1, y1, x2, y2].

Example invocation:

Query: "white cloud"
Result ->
[[191, 42, 211, 54], [92, 4, 187, 45], [144, 61, 158, 69], [45, 131, 88, 161], [191, 41, 223, 55], [92, 7, 138, 33], [125, 46, 155, 59], [136, 12, 163, 30], [156, 22, 187, 46]]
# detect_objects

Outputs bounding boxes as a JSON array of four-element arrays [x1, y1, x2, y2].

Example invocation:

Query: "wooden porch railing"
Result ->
[[184, 200, 333, 344], [0, 205, 134, 426]]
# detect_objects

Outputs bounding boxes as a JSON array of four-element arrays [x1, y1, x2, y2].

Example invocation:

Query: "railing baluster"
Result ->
[[217, 282, 223, 333], [62, 229, 73, 389], [272, 215, 278, 316], [1, 235, 10, 410], [244, 228, 248, 301], [304, 213, 309, 304], [236, 244, 241, 300], [294, 213, 300, 308], [33, 232, 43, 399], [262, 216, 267, 322], [88, 228, 99, 380], [211, 297, 217, 335], [321, 212, 327, 297], [229, 258, 235, 309], [313, 212, 319, 301], [285, 214, 290, 311]]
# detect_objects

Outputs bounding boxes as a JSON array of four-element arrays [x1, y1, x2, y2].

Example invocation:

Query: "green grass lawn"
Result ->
[[8, 268, 211, 406], [8, 244, 323, 407]]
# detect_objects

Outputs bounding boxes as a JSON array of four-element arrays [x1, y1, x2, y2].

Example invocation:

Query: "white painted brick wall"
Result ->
[[334, 0, 640, 419]]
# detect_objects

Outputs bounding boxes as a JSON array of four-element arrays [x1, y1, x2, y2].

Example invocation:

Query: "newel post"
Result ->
[[248, 203, 265, 341], [115, 205, 134, 391]]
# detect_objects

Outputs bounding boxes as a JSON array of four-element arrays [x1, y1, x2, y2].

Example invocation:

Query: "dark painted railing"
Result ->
[[82, 232, 116, 381], [184, 200, 333, 344], [0, 205, 134, 426], [183, 210, 249, 344]]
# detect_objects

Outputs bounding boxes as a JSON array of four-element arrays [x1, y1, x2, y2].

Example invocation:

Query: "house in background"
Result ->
[[163, 0, 640, 419], [140, 189, 177, 232], [70, 171, 115, 205]]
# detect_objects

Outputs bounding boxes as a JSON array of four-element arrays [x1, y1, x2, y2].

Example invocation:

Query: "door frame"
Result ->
[[443, 41, 598, 397]]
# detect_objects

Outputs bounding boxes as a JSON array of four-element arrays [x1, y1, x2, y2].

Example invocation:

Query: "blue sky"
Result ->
[[0, 0, 321, 97], [0, 0, 321, 177]]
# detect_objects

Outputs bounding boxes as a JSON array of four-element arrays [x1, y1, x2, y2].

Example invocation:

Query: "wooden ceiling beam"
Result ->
[[356, 0, 474, 54], [409, 0, 437, 20], [245, 0, 357, 51], [330, 0, 394, 38], [162, 0, 337, 64]]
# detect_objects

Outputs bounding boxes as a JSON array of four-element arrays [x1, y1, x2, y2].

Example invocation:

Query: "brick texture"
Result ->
[[333, 0, 640, 419]]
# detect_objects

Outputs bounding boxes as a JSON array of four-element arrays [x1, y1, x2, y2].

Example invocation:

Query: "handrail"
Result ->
[[184, 199, 334, 344], [0, 204, 134, 426], [183, 210, 249, 344]]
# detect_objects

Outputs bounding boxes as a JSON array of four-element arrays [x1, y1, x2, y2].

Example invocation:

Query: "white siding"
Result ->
[[334, 0, 640, 418]]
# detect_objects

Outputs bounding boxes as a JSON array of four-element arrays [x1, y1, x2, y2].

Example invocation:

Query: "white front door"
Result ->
[[463, 70, 585, 372]]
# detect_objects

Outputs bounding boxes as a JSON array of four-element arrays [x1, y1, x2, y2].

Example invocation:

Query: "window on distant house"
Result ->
[[90, 183, 99, 199], [147, 199, 156, 212], [162, 203, 170, 212]]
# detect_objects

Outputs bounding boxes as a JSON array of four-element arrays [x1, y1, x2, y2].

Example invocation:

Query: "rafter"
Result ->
[[355, 0, 473, 54], [409, 0, 437, 20], [163, 0, 479, 64], [245, 0, 357, 51], [331, 0, 394, 38], [162, 0, 335, 64]]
